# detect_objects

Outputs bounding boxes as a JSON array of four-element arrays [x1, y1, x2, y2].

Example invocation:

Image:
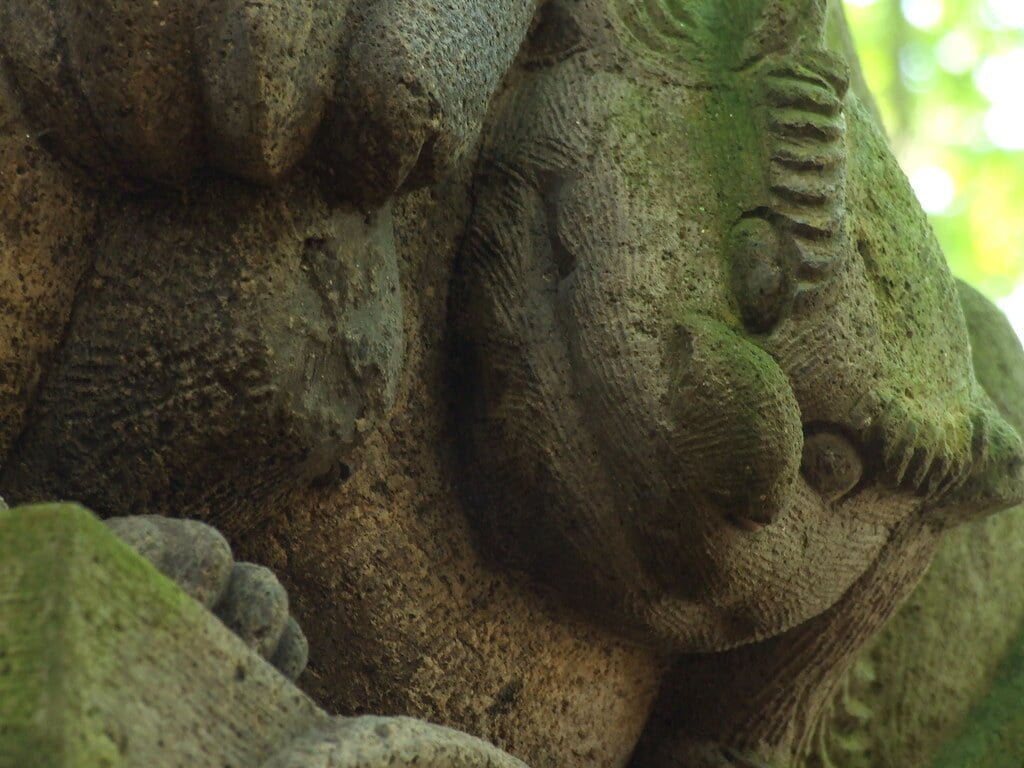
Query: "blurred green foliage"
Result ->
[[844, 0, 1024, 303]]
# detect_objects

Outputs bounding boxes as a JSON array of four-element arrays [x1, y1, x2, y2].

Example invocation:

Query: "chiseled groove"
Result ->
[[753, 46, 850, 288], [774, 212, 838, 241], [610, 0, 702, 58], [764, 77, 843, 117], [771, 146, 843, 172], [643, 0, 699, 42], [769, 179, 833, 207], [868, 401, 973, 498], [766, 65, 832, 92], [651, 0, 699, 28], [790, 241, 837, 280], [801, 50, 853, 95], [768, 109, 844, 142], [768, 55, 850, 96]]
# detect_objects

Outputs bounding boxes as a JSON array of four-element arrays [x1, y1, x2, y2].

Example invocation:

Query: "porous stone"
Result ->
[[810, 282, 1024, 768], [0, 178, 403, 532], [104, 513, 309, 679], [0, 503, 330, 768], [318, 0, 541, 202], [104, 515, 234, 608], [0, 69, 96, 466], [0, 1, 1023, 767], [272, 618, 312, 683], [0, 0, 539, 190], [215, 562, 292, 660], [0, 503, 534, 768], [452, 0, 1024, 663], [197, 0, 352, 184], [262, 715, 532, 768]]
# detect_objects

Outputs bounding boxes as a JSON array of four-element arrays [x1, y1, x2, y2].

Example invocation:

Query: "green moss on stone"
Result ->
[[0, 503, 192, 768], [0, 502, 326, 768], [930, 628, 1024, 768]]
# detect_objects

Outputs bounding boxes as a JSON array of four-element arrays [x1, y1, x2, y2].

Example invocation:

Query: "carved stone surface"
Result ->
[[0, 0, 540, 531], [0, 1, 1023, 767], [0, 0, 539, 192], [810, 282, 1024, 768], [0, 181, 403, 531], [0, 503, 531, 768], [262, 716, 532, 768], [0, 75, 96, 464], [108, 513, 312, 678], [0, 503, 331, 768], [454, 0, 1024, 657]]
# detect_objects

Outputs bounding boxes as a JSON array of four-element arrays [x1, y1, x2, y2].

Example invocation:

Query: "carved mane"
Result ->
[[752, 48, 850, 285]]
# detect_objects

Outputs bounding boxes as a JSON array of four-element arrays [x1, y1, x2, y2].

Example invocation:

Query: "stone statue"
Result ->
[[1, 0, 1022, 766]]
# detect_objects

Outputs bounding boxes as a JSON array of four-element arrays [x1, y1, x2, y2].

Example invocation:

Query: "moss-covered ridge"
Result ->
[[0, 503, 326, 768]]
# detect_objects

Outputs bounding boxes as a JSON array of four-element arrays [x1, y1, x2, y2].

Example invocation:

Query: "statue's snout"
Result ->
[[929, 403, 1024, 527]]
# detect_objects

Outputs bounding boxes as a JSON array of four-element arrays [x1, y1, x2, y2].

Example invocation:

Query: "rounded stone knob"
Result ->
[[801, 431, 863, 503]]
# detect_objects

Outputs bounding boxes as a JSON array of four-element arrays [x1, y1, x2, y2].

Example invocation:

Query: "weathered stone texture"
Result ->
[[0, 1, 1023, 767], [0, 0, 539, 190], [812, 282, 1024, 768], [262, 716, 532, 768], [0, 504, 539, 768], [0, 503, 330, 768], [0, 180, 402, 532], [0, 73, 96, 466]]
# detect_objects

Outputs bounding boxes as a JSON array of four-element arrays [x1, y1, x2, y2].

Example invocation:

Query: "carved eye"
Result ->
[[801, 429, 864, 502], [729, 217, 793, 333]]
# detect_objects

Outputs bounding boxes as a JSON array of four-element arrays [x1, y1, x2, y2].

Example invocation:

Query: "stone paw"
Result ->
[[0, 0, 536, 195], [0, 0, 343, 184], [261, 715, 532, 768], [316, 0, 537, 204], [104, 515, 308, 680]]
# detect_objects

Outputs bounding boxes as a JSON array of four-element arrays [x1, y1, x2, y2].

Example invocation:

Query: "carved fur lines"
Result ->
[[612, 0, 703, 56], [756, 50, 851, 283]]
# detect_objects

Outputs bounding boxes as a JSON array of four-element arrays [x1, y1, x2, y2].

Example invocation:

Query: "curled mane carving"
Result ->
[[751, 48, 851, 285]]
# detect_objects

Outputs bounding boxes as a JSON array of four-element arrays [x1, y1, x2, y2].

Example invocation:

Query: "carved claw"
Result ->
[[104, 515, 308, 680], [260, 716, 531, 768], [317, 0, 538, 203], [923, 456, 950, 499], [0, 0, 536, 195], [929, 403, 1024, 526], [885, 419, 920, 489], [932, 454, 970, 501], [869, 400, 976, 501], [907, 432, 938, 493]]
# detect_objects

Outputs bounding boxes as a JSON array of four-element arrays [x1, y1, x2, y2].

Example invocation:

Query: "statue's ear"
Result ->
[[929, 281, 1024, 526]]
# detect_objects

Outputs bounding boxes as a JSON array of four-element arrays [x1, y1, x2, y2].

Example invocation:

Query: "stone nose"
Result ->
[[928, 402, 1024, 527], [666, 316, 804, 532]]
